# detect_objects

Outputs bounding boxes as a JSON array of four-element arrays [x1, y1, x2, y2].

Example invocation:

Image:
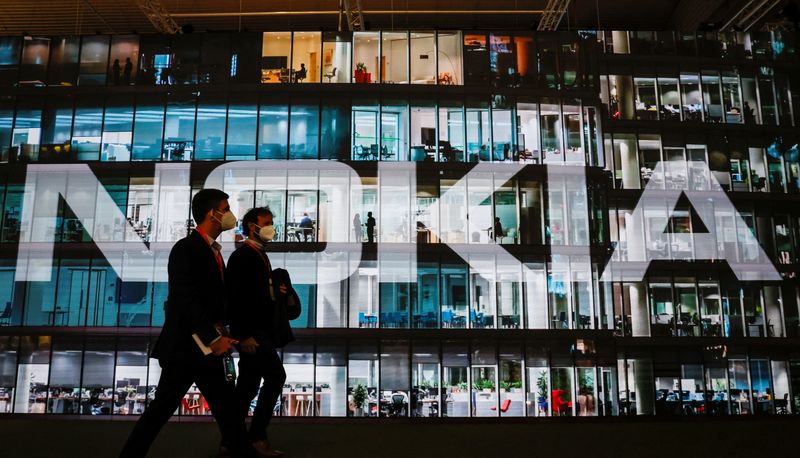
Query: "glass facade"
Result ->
[[0, 29, 799, 419]]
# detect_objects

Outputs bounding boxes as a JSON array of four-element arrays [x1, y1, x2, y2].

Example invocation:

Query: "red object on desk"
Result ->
[[552, 389, 571, 415]]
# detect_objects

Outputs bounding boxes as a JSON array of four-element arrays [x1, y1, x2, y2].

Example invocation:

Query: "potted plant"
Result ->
[[473, 379, 495, 393], [352, 383, 368, 416], [499, 381, 511, 392], [510, 381, 523, 393], [355, 62, 369, 83], [578, 373, 595, 415], [456, 381, 468, 393], [536, 370, 548, 414]]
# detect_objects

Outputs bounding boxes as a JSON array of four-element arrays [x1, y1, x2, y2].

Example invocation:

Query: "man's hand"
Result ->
[[240, 337, 260, 354], [278, 283, 288, 295], [209, 336, 238, 356]]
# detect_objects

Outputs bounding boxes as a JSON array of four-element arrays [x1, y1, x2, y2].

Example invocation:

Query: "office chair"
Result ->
[[490, 399, 512, 413], [390, 394, 407, 416], [324, 67, 337, 83]]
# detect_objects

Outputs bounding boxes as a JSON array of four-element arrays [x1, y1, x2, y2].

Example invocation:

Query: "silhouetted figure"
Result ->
[[295, 63, 307, 82], [123, 57, 133, 85], [493, 217, 504, 242], [743, 101, 755, 124], [366, 211, 376, 243], [112, 59, 121, 85], [353, 213, 363, 242]]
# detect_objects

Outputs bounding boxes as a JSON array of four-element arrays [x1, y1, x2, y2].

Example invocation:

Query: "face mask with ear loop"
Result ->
[[214, 210, 238, 231], [254, 224, 275, 242]]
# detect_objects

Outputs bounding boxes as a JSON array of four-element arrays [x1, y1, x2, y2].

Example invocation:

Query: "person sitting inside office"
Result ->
[[294, 63, 307, 83], [298, 212, 314, 241]]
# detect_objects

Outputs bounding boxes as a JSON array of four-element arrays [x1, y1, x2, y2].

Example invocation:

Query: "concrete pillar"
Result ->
[[613, 75, 635, 120], [612, 31, 629, 54], [629, 282, 650, 337], [763, 286, 784, 337], [633, 359, 655, 415], [619, 137, 639, 189]]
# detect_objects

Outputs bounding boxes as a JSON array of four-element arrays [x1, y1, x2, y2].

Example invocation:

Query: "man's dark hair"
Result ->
[[241, 207, 274, 237], [191, 189, 229, 224]]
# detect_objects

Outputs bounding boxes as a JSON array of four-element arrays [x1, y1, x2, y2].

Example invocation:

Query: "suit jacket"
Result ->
[[226, 241, 278, 348], [151, 230, 226, 362]]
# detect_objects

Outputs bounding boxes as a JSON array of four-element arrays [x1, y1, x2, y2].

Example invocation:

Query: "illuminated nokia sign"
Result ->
[[13, 160, 779, 284]]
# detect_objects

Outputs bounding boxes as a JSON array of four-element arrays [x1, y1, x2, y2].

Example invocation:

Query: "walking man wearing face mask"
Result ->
[[227, 207, 288, 457], [120, 189, 255, 457]]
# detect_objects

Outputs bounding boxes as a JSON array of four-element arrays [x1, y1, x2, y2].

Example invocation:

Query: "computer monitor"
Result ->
[[262, 56, 288, 70], [421, 128, 436, 147]]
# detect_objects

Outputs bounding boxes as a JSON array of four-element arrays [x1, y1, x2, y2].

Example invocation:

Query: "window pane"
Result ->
[[410, 32, 435, 84], [102, 95, 134, 162], [322, 32, 351, 83], [132, 94, 165, 161], [290, 98, 319, 159], [108, 35, 139, 86], [195, 93, 226, 160], [320, 97, 350, 160], [225, 94, 257, 160], [261, 32, 291, 83], [382, 32, 408, 84], [353, 32, 379, 84], [291, 32, 321, 83], [19, 37, 50, 85], [464, 34, 489, 85], [163, 92, 196, 161], [258, 95, 288, 159], [437, 31, 462, 85], [78, 36, 110, 86]]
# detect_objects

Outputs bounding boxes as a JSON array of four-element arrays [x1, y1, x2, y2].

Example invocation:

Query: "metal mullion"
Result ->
[[495, 342, 501, 417]]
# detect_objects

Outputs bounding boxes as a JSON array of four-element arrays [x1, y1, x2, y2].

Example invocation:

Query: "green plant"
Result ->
[[457, 381, 469, 392], [510, 381, 523, 390], [500, 380, 511, 391], [536, 371, 548, 400], [472, 378, 496, 391], [352, 383, 368, 410], [355, 62, 367, 72], [579, 373, 595, 396]]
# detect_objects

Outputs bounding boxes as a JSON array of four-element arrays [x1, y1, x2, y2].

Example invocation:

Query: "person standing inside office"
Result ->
[[366, 211, 376, 243], [119, 189, 254, 458], [228, 207, 288, 457]]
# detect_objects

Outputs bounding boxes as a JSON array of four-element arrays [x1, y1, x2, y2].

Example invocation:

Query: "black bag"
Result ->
[[269, 268, 301, 348]]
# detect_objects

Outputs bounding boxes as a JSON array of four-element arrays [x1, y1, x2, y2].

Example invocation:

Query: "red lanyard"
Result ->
[[245, 240, 271, 272], [196, 228, 224, 277]]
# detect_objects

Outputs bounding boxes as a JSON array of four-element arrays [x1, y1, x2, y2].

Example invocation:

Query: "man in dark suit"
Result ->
[[227, 207, 287, 457], [366, 211, 376, 243], [120, 189, 252, 458]]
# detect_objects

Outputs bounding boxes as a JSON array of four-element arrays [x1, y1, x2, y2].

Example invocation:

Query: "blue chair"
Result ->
[[358, 312, 367, 328], [442, 310, 453, 327]]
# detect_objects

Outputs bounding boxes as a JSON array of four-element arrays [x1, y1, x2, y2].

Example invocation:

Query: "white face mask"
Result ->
[[257, 224, 275, 242], [213, 210, 237, 231]]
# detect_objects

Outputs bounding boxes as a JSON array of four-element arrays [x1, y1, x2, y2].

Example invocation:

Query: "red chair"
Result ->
[[551, 389, 572, 415], [181, 397, 201, 415], [490, 399, 512, 413]]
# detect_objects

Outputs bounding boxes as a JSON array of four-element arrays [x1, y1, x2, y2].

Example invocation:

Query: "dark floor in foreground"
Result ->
[[1, 416, 799, 458]]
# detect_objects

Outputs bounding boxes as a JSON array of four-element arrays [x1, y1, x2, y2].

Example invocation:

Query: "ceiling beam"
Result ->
[[137, 0, 180, 34], [720, 0, 783, 31], [537, 0, 572, 31], [170, 9, 544, 18]]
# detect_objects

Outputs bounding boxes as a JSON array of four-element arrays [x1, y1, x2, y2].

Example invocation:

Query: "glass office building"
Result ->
[[0, 30, 798, 419]]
